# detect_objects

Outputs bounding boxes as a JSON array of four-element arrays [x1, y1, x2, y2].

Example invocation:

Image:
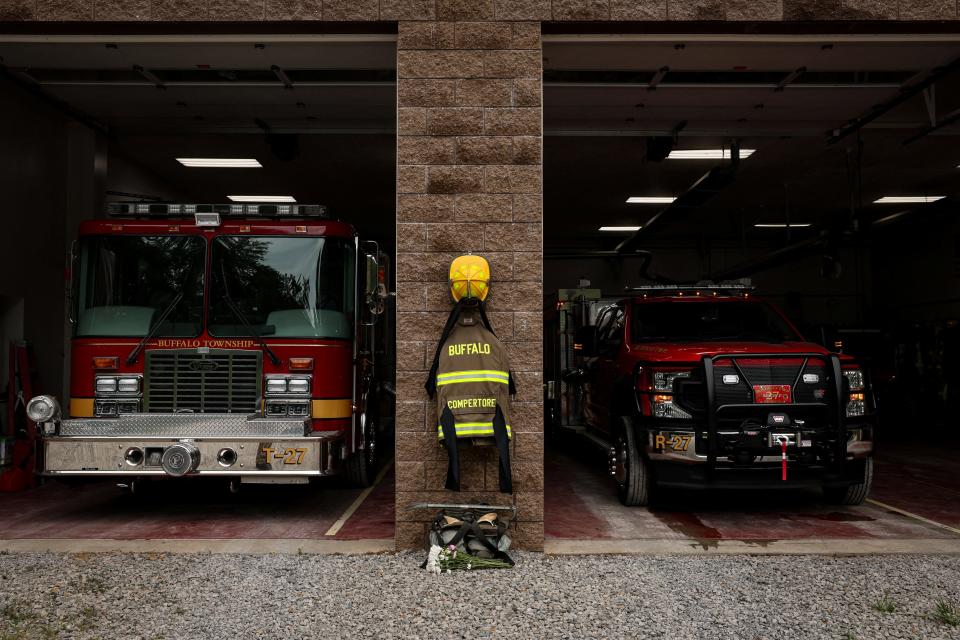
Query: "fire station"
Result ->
[[1, 1, 959, 556]]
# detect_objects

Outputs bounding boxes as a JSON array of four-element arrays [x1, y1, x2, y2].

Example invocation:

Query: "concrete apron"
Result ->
[[2, 537, 958, 555]]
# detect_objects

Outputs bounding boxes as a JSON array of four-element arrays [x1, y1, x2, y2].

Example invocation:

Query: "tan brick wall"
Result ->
[[3, 0, 960, 23], [2, 0, 957, 553], [394, 19, 544, 551]]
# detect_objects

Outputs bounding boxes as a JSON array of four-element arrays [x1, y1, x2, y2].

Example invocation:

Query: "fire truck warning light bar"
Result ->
[[626, 280, 754, 294], [107, 202, 329, 218]]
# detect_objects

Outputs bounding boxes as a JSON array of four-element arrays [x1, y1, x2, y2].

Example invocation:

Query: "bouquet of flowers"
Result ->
[[424, 544, 513, 574]]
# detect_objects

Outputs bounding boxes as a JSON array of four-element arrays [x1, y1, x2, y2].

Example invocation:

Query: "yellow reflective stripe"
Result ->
[[311, 399, 353, 419], [437, 377, 509, 386], [437, 423, 512, 439], [437, 369, 509, 379], [69, 398, 94, 418]]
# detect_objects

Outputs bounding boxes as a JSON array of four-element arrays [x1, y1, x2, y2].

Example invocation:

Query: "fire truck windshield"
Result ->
[[75, 236, 205, 337], [631, 300, 800, 343], [208, 236, 355, 339]]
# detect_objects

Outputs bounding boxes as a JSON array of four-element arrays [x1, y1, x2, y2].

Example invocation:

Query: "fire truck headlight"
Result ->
[[117, 377, 140, 393], [266, 378, 288, 395], [27, 395, 60, 423], [95, 377, 118, 393], [286, 378, 310, 394]]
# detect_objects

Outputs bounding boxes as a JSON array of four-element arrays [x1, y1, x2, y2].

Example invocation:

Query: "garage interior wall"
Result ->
[[3, 0, 960, 552], [0, 86, 88, 401], [0, 83, 192, 403]]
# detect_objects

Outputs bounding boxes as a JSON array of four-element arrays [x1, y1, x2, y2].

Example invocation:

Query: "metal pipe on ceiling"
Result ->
[[0, 66, 111, 136], [270, 64, 294, 90], [902, 105, 960, 145], [774, 66, 806, 92], [615, 162, 739, 254], [827, 56, 960, 144], [132, 64, 165, 89]]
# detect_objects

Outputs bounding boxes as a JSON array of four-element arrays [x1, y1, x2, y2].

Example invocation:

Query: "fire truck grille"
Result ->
[[144, 349, 261, 414]]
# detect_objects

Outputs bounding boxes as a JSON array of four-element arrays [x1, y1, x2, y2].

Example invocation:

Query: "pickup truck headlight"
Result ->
[[652, 371, 690, 392], [843, 368, 866, 417], [652, 394, 692, 419]]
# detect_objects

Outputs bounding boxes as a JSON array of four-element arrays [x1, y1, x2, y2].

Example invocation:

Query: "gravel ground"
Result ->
[[0, 552, 958, 640]]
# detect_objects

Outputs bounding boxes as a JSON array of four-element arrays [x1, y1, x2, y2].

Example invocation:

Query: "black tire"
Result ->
[[613, 416, 650, 506], [824, 458, 873, 505], [345, 413, 378, 488]]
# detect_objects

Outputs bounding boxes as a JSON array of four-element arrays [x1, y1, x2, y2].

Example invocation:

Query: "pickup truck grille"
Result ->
[[144, 349, 261, 414], [713, 357, 830, 407]]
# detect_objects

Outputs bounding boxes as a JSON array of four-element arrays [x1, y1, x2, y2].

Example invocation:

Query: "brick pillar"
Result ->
[[394, 18, 544, 550]]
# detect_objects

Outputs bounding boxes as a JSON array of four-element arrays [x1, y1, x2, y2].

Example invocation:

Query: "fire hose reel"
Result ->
[[161, 441, 201, 476]]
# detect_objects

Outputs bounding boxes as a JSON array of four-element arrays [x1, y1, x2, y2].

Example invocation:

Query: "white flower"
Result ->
[[425, 545, 442, 575]]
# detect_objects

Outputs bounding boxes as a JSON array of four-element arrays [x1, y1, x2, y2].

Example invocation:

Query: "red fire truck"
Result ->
[[26, 202, 392, 489], [557, 284, 875, 506]]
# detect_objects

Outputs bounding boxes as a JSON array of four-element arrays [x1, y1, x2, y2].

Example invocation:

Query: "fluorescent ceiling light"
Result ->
[[177, 158, 262, 168], [599, 226, 642, 232], [227, 195, 297, 203], [754, 223, 813, 228], [626, 196, 676, 204], [668, 149, 756, 160], [873, 196, 944, 204]]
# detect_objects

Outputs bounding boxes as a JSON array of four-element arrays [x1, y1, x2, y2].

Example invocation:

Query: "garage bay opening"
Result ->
[[0, 30, 397, 544], [543, 31, 960, 550]]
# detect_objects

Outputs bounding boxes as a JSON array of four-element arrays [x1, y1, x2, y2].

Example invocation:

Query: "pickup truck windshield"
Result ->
[[631, 300, 799, 343], [75, 236, 205, 337], [208, 236, 355, 339]]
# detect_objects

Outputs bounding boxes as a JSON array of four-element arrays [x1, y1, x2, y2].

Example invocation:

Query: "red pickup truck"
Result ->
[[571, 286, 875, 506]]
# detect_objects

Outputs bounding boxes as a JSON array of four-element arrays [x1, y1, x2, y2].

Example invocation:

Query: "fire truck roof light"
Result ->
[[177, 158, 262, 168], [625, 281, 754, 294], [227, 195, 296, 203], [106, 202, 329, 219], [195, 212, 221, 227]]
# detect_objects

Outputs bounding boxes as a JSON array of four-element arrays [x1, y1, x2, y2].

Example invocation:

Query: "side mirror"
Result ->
[[365, 254, 387, 316], [573, 325, 597, 356]]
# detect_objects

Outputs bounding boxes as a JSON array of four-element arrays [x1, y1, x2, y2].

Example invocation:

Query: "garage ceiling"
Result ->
[[0, 37, 397, 240], [543, 37, 960, 254]]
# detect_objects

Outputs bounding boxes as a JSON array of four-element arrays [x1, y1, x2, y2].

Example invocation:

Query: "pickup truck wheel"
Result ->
[[346, 413, 378, 488], [614, 416, 650, 506], [824, 458, 873, 505]]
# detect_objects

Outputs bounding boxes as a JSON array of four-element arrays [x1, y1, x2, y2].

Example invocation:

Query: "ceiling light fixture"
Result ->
[[599, 226, 642, 232], [227, 195, 297, 203], [668, 149, 756, 160], [873, 196, 945, 204], [626, 196, 676, 204], [754, 223, 813, 228], [177, 158, 262, 168]]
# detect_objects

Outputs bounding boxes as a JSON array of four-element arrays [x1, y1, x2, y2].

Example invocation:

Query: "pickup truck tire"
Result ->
[[824, 458, 873, 505], [614, 416, 650, 506]]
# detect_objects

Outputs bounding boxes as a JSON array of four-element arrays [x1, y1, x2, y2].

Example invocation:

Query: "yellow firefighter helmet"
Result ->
[[449, 254, 490, 302]]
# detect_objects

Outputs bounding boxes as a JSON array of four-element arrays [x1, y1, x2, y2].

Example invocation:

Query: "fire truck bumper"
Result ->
[[39, 413, 342, 477]]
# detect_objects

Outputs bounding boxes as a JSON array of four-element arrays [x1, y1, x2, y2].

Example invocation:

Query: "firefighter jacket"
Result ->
[[426, 299, 514, 493]]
